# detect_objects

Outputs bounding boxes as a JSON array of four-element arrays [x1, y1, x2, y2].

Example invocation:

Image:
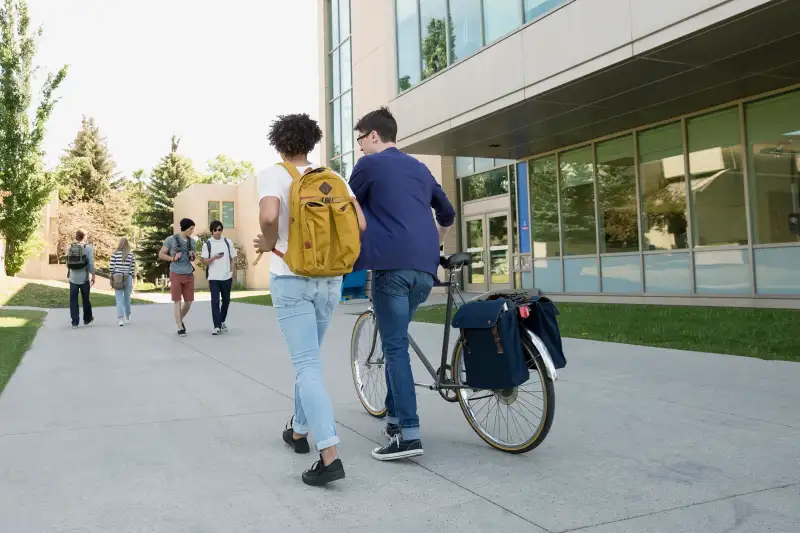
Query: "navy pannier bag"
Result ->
[[451, 298, 529, 390], [521, 296, 567, 370]]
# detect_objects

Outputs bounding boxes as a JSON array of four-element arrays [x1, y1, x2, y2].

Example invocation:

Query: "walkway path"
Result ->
[[0, 302, 798, 532]]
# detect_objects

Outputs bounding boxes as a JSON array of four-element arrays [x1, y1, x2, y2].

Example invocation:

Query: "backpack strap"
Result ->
[[277, 162, 302, 180], [224, 238, 232, 268]]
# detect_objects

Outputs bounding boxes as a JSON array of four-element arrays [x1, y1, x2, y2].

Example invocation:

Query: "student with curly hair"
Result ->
[[254, 113, 366, 486]]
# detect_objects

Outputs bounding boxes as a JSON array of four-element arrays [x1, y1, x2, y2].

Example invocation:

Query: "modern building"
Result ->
[[1, 193, 63, 281], [317, 0, 800, 308]]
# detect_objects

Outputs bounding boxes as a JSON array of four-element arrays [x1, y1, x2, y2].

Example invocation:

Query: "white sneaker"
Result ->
[[125, 314, 131, 323], [118, 319, 125, 327], [212, 328, 221, 336], [221, 322, 228, 333]]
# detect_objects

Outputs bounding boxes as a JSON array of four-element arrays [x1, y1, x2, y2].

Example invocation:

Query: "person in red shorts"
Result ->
[[159, 218, 197, 336]]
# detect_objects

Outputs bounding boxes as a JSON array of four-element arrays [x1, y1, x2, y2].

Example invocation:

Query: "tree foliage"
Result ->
[[56, 116, 119, 204], [135, 136, 197, 281], [421, 17, 455, 79], [196, 154, 255, 185], [0, 0, 67, 275]]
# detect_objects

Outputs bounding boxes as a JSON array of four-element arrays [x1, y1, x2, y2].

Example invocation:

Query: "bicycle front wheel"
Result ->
[[350, 309, 387, 418], [451, 334, 555, 454]]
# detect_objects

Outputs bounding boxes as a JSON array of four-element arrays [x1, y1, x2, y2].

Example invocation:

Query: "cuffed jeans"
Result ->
[[114, 277, 133, 319], [209, 278, 232, 328], [271, 274, 342, 451], [373, 269, 435, 441], [69, 281, 93, 326]]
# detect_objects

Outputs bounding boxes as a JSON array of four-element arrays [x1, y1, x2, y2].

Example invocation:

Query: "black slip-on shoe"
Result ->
[[301, 455, 345, 486], [282, 417, 310, 454]]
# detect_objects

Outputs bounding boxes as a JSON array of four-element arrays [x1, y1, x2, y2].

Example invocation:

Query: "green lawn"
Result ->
[[413, 302, 800, 362], [0, 278, 149, 308], [0, 310, 46, 395], [235, 294, 273, 306]]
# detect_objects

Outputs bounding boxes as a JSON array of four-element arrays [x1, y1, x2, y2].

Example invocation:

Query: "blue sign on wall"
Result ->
[[516, 161, 530, 254]]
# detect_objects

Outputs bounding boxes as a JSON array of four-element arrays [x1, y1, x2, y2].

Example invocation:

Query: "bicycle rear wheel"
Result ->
[[451, 334, 555, 453], [350, 309, 387, 418]]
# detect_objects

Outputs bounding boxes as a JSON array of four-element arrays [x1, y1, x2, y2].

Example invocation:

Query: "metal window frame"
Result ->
[[327, 0, 353, 168]]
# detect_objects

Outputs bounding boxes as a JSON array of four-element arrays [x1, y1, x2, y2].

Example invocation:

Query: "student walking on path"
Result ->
[[253, 113, 366, 486], [66, 229, 96, 329], [201, 220, 237, 335], [159, 218, 197, 337], [110, 237, 136, 326]]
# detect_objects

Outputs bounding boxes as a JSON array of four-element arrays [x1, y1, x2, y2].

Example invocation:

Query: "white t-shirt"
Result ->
[[200, 236, 238, 281], [256, 163, 354, 276]]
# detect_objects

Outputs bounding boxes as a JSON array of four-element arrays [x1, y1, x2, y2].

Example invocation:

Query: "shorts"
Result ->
[[170, 272, 195, 302]]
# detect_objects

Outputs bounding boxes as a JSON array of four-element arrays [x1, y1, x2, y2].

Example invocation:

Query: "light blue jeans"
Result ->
[[270, 274, 342, 451], [114, 277, 133, 319]]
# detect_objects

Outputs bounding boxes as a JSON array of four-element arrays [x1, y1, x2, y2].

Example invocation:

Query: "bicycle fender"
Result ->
[[523, 327, 558, 381]]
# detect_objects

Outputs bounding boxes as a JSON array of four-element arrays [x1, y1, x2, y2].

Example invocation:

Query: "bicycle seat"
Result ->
[[440, 252, 472, 269]]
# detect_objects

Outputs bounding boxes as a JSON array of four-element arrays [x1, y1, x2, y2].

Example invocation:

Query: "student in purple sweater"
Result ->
[[349, 107, 456, 461]]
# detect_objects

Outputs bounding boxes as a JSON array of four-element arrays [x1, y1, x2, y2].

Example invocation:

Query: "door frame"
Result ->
[[462, 209, 512, 293]]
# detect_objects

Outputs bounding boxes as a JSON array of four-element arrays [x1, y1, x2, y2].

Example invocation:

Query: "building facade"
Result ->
[[319, 0, 800, 308]]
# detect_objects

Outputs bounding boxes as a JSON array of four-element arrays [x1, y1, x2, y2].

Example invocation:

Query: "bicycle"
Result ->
[[350, 253, 559, 454]]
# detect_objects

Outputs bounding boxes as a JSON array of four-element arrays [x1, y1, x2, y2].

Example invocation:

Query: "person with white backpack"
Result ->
[[110, 237, 136, 326]]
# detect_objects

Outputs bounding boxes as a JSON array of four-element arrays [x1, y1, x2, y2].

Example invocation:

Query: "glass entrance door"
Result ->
[[463, 212, 511, 292]]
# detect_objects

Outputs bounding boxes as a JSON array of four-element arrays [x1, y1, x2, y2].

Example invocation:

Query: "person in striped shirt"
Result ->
[[110, 238, 136, 326]]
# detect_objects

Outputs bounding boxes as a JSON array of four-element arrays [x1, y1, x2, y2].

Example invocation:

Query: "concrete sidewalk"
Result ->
[[0, 302, 798, 532]]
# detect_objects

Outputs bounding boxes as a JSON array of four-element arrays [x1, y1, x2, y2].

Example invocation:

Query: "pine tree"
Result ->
[[0, 0, 67, 275], [135, 136, 197, 281], [56, 116, 118, 204]]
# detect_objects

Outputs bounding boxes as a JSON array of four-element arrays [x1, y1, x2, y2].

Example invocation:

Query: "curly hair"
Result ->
[[267, 113, 323, 157]]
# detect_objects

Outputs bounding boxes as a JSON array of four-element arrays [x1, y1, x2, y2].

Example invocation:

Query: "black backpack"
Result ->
[[65, 243, 88, 270], [205, 238, 232, 278]]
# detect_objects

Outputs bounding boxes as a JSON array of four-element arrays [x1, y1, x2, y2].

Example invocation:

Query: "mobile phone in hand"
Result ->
[[217, 252, 225, 258]]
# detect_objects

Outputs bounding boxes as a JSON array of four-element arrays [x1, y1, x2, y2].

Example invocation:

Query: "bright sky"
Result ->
[[28, 0, 321, 178]]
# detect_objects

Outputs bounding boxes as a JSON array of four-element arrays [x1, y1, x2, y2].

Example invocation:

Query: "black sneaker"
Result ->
[[282, 417, 310, 454], [84, 317, 94, 326], [371, 435, 423, 461], [177, 327, 186, 337], [301, 455, 345, 486], [383, 422, 401, 439]]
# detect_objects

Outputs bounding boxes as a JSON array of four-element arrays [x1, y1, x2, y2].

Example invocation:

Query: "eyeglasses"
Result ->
[[212, 229, 223, 233], [356, 132, 371, 146]]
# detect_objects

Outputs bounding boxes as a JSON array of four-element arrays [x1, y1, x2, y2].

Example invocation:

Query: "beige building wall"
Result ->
[[18, 193, 62, 281]]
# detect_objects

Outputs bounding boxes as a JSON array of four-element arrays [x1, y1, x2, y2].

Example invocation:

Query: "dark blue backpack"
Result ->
[[451, 298, 529, 390]]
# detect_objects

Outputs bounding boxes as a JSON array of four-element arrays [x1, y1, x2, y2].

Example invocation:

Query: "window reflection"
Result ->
[[559, 146, 597, 255], [450, 0, 482, 62], [420, 0, 450, 79], [461, 167, 509, 202], [687, 108, 747, 246], [745, 90, 800, 245], [483, 0, 522, 42], [529, 157, 560, 258], [341, 91, 353, 155], [525, 0, 566, 22], [396, 0, 421, 91], [639, 123, 689, 250], [597, 135, 638, 253]]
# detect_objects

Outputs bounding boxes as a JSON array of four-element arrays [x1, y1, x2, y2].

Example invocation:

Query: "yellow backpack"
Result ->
[[274, 162, 361, 277]]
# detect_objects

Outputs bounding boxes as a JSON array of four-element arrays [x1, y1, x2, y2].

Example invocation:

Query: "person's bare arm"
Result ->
[[158, 245, 178, 263], [254, 196, 280, 254], [352, 197, 367, 232]]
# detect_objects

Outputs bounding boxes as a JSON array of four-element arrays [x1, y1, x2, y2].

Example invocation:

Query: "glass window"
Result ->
[[560, 146, 597, 255], [461, 167, 509, 202], [474, 157, 495, 173], [639, 122, 689, 251], [456, 156, 475, 177], [332, 48, 340, 97], [694, 249, 750, 294], [533, 258, 562, 292], [529, 156, 560, 258], [421, 0, 449, 79], [207, 201, 220, 224], [755, 247, 800, 295], [331, 98, 341, 158], [330, 0, 340, 47], [601, 255, 642, 293], [687, 108, 748, 246], [745, 90, 800, 245], [466, 218, 485, 286], [396, 0, 421, 91], [340, 40, 351, 92], [564, 257, 599, 292], [644, 252, 691, 294], [525, 0, 565, 22], [450, 0, 482, 62], [488, 214, 510, 285], [597, 135, 639, 253], [222, 202, 235, 228], [341, 91, 353, 155], [342, 152, 354, 180], [483, 0, 522, 43], [339, 0, 350, 38]]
